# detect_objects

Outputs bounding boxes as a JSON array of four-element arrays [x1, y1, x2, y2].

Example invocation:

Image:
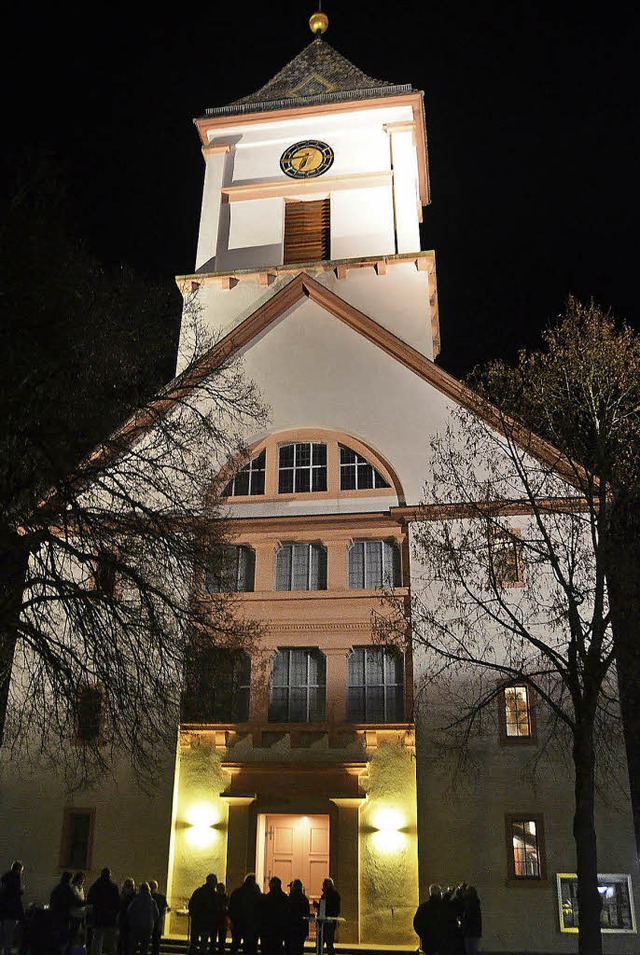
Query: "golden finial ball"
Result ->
[[309, 11, 329, 34]]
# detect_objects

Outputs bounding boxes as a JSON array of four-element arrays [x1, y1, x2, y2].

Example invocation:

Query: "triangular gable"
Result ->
[[82, 270, 580, 495]]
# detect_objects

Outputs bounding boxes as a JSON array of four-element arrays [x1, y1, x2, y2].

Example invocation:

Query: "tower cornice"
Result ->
[[194, 91, 429, 206]]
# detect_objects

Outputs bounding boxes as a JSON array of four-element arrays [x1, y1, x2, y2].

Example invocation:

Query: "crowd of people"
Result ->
[[0, 861, 342, 955], [413, 883, 482, 955], [187, 874, 340, 955], [0, 861, 169, 955]]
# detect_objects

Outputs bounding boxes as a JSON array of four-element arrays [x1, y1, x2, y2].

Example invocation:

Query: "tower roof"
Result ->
[[203, 37, 413, 119]]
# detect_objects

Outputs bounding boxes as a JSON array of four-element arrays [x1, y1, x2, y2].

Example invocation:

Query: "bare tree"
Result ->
[[1, 158, 266, 786], [2, 305, 265, 788], [392, 300, 640, 955]]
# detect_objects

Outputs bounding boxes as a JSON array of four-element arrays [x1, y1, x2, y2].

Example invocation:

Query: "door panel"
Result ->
[[263, 814, 330, 898]]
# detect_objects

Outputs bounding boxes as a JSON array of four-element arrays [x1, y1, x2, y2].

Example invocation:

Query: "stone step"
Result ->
[[159, 944, 414, 955]]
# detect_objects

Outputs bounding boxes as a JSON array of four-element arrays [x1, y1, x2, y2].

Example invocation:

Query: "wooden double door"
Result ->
[[262, 813, 329, 901]]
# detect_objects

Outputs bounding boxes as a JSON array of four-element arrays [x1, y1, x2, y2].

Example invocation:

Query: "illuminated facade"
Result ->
[[167, 34, 431, 943], [1, 25, 638, 954]]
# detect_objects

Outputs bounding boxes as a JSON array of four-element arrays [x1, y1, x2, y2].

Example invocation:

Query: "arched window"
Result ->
[[275, 543, 327, 591], [339, 445, 389, 490], [347, 647, 404, 723], [223, 449, 266, 497], [269, 648, 326, 722], [205, 545, 255, 593], [347, 540, 401, 589], [220, 431, 400, 501], [182, 648, 251, 723]]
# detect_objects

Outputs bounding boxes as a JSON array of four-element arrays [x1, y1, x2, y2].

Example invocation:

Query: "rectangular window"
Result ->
[[269, 648, 326, 723], [275, 543, 327, 591], [347, 647, 404, 723], [506, 815, 546, 880], [76, 685, 104, 744], [60, 808, 95, 870], [205, 545, 255, 593], [278, 443, 327, 494], [500, 684, 535, 742], [557, 873, 637, 933], [182, 648, 251, 723], [93, 557, 116, 596], [283, 199, 330, 264], [348, 541, 401, 589], [490, 529, 523, 586]]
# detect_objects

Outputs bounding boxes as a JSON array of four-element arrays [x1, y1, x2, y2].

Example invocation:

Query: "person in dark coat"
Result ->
[[66, 871, 87, 953], [413, 884, 449, 955], [228, 874, 261, 955], [285, 880, 309, 955], [260, 877, 290, 955], [126, 883, 159, 955], [117, 879, 136, 955], [213, 882, 229, 955], [460, 886, 482, 955], [0, 861, 24, 955], [443, 885, 465, 955], [148, 880, 169, 955], [86, 867, 120, 955], [50, 871, 76, 950], [314, 879, 340, 955], [188, 874, 220, 955]]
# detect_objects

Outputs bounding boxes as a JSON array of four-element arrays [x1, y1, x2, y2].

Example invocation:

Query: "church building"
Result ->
[[1, 13, 638, 953]]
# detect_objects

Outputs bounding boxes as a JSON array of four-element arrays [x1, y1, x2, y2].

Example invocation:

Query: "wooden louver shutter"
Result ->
[[284, 199, 330, 264]]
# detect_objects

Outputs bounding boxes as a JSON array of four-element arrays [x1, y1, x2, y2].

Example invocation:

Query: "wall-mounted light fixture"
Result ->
[[185, 802, 220, 849], [371, 807, 407, 852]]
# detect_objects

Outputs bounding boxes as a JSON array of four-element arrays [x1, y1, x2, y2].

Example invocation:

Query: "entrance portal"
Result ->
[[257, 813, 330, 900]]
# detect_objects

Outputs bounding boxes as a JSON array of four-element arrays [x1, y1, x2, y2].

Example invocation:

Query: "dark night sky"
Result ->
[[5, 1, 640, 379]]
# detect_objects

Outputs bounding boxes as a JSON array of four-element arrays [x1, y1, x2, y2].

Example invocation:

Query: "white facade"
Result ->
[[1, 32, 638, 954]]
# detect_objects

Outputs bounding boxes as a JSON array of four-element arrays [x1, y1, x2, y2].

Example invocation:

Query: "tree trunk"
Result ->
[[605, 488, 640, 853], [0, 532, 28, 743], [572, 720, 603, 955]]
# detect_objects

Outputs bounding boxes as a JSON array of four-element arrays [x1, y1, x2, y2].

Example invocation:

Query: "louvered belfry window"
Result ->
[[284, 199, 330, 264]]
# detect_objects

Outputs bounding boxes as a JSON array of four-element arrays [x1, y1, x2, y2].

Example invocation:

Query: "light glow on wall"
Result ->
[[371, 807, 407, 853], [185, 801, 220, 850]]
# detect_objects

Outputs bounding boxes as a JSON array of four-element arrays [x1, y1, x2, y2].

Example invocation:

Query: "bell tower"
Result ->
[[176, 14, 439, 368]]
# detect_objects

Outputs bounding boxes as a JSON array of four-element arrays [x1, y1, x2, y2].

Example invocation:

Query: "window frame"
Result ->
[[75, 683, 105, 745], [347, 539, 402, 590], [346, 646, 405, 724], [498, 683, 537, 745], [223, 449, 266, 498], [219, 431, 398, 503], [182, 647, 251, 724], [339, 445, 390, 491], [489, 527, 524, 588], [268, 647, 326, 723], [556, 873, 637, 934], [59, 807, 96, 871], [90, 550, 119, 598], [278, 442, 327, 494], [505, 813, 547, 883], [274, 542, 327, 592], [204, 545, 256, 594]]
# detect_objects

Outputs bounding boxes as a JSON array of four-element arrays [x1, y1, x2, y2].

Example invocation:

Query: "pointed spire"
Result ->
[[202, 26, 413, 119]]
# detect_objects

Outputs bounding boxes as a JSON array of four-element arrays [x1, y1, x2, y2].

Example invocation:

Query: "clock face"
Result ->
[[280, 140, 334, 179]]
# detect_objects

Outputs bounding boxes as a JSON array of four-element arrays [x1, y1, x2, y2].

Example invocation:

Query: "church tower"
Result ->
[[167, 15, 438, 944], [176, 17, 438, 369]]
